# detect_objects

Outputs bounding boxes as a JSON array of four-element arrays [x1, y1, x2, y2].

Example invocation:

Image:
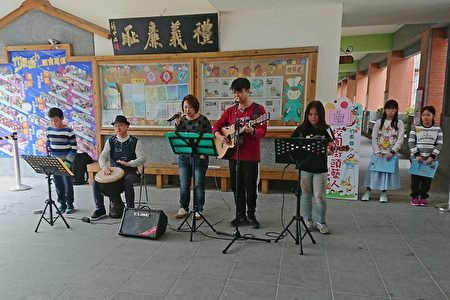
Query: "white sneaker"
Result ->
[[174, 208, 188, 218], [361, 191, 371, 201], [316, 222, 330, 234], [304, 220, 314, 231], [195, 212, 201, 220], [379, 192, 388, 203]]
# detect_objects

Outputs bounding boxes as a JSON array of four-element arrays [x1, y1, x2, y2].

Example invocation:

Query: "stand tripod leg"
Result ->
[[51, 201, 70, 229], [178, 209, 217, 242], [178, 211, 193, 230], [196, 211, 216, 233], [274, 216, 296, 242], [35, 200, 70, 232], [220, 229, 271, 254], [299, 217, 316, 244], [35, 200, 50, 232], [297, 218, 303, 255]]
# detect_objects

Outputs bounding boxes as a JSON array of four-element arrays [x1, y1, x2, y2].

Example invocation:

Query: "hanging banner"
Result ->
[[324, 98, 363, 200], [0, 50, 97, 159], [109, 13, 219, 55]]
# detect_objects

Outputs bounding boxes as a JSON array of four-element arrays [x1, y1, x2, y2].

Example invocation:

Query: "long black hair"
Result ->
[[298, 100, 328, 133], [379, 99, 399, 130]]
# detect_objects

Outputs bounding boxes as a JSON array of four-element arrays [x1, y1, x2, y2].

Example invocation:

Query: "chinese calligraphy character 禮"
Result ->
[[193, 18, 213, 45]]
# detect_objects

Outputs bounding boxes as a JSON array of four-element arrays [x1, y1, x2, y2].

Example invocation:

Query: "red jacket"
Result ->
[[213, 102, 267, 161]]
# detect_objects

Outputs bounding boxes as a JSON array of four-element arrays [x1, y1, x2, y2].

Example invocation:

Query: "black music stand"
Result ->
[[22, 155, 72, 232], [165, 131, 218, 241], [273, 137, 327, 254]]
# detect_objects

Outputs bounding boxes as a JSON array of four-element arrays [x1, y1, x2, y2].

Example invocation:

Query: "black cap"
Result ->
[[111, 115, 130, 126]]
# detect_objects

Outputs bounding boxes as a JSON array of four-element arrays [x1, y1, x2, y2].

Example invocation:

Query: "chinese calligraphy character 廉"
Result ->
[[144, 21, 163, 50]]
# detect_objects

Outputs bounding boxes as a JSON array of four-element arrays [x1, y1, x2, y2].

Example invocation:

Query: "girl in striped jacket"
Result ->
[[408, 106, 444, 206]]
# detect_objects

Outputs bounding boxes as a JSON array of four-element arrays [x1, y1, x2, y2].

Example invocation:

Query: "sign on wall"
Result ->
[[109, 13, 219, 55], [0, 50, 97, 159]]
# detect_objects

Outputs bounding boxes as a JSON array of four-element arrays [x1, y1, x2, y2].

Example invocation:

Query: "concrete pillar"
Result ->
[[355, 71, 368, 108], [385, 51, 415, 111], [418, 28, 448, 125], [346, 75, 357, 102], [367, 63, 387, 111]]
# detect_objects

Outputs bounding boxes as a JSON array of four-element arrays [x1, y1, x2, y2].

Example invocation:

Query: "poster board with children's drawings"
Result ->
[[409, 160, 439, 178], [0, 46, 97, 160], [98, 59, 193, 128], [325, 98, 363, 200], [197, 52, 317, 126], [368, 154, 397, 173]]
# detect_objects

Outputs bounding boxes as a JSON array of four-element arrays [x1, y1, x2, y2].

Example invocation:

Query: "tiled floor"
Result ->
[[0, 137, 449, 299]]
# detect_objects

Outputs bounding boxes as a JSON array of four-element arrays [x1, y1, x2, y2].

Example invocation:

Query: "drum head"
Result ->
[[95, 167, 124, 183]]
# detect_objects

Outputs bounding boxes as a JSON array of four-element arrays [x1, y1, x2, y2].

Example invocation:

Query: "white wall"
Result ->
[[218, 4, 342, 102], [1, 1, 342, 101], [94, 4, 342, 101]]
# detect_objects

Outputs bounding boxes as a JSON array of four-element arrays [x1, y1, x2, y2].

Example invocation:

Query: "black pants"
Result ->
[[93, 173, 140, 210], [410, 174, 433, 199], [229, 160, 259, 217]]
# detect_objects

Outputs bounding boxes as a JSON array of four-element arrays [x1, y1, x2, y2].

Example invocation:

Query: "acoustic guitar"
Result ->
[[215, 113, 270, 159]]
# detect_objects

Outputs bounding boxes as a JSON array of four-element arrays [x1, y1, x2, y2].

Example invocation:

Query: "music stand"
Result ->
[[165, 131, 218, 241], [273, 137, 327, 255], [22, 155, 72, 232]]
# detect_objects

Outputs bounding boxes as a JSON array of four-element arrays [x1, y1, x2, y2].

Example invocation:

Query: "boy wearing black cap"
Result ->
[[91, 115, 145, 220]]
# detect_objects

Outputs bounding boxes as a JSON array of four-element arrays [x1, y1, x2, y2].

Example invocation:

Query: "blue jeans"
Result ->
[[178, 154, 208, 212], [53, 175, 74, 207], [300, 171, 327, 224]]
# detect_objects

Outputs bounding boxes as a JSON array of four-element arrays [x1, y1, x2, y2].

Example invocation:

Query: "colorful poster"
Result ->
[[200, 56, 308, 126], [325, 98, 363, 200], [99, 63, 190, 126], [0, 50, 97, 159]]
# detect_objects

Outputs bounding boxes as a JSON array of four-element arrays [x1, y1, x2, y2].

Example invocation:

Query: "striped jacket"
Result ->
[[46, 126, 78, 163], [408, 124, 443, 160]]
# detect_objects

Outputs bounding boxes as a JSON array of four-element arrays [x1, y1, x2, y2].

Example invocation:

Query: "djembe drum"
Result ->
[[95, 167, 125, 218]]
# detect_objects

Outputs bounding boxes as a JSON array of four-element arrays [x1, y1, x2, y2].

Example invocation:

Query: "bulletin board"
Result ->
[[98, 59, 193, 129], [197, 52, 317, 126], [95, 47, 317, 137], [0, 45, 97, 159]]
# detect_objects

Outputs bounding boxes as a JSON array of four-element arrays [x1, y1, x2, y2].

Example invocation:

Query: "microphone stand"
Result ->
[[217, 101, 270, 253]]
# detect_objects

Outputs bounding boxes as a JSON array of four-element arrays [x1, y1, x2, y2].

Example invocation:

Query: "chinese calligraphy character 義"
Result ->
[[169, 20, 187, 50], [121, 24, 140, 47], [193, 18, 213, 45], [144, 21, 163, 50]]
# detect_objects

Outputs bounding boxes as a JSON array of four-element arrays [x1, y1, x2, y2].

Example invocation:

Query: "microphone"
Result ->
[[167, 112, 182, 122], [234, 98, 239, 107]]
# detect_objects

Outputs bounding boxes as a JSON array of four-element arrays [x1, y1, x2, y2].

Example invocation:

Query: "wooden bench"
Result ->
[[87, 162, 230, 192], [260, 166, 298, 194], [87, 162, 298, 194]]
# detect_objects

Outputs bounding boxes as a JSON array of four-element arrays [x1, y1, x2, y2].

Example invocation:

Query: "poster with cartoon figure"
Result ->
[[283, 76, 303, 123], [200, 55, 309, 126], [324, 98, 363, 200]]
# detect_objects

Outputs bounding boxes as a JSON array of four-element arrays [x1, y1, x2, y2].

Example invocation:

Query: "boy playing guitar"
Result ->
[[212, 77, 268, 229]]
